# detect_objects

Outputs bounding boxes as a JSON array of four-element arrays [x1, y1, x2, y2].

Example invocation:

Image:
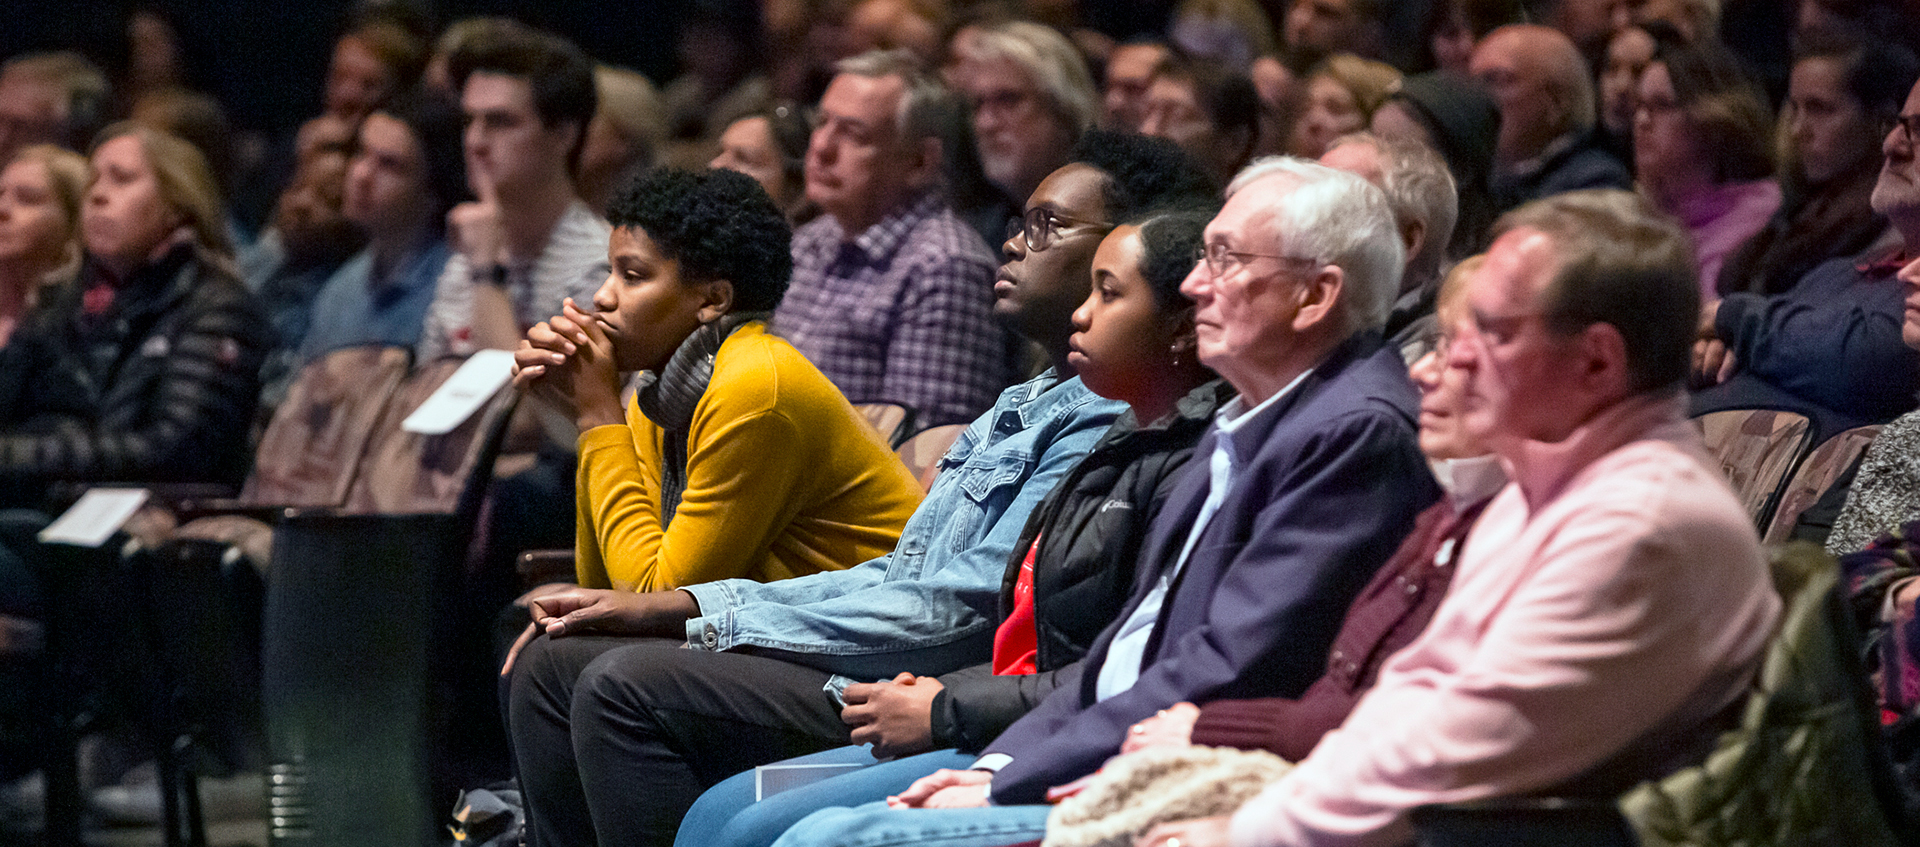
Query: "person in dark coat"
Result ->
[[766, 157, 1436, 847], [0, 122, 268, 507]]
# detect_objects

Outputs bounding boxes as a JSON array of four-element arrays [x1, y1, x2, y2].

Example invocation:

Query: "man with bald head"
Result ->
[[1469, 24, 1631, 212]]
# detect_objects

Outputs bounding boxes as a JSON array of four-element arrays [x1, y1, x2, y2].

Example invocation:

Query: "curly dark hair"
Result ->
[[607, 168, 793, 312], [1133, 209, 1216, 310], [1068, 129, 1219, 221]]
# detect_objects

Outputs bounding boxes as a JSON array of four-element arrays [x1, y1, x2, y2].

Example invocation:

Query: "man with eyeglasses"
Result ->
[[1692, 78, 1920, 445], [1134, 188, 1777, 847], [772, 49, 1009, 428], [767, 156, 1436, 847], [502, 131, 1226, 847]]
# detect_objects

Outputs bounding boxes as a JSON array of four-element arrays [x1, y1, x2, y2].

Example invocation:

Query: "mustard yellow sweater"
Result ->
[[574, 322, 923, 591]]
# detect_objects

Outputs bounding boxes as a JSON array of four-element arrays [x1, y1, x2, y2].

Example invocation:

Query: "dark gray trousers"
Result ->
[[506, 635, 854, 847]]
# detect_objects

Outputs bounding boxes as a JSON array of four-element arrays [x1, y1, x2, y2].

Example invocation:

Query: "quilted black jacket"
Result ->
[[929, 379, 1234, 753], [0, 243, 272, 506]]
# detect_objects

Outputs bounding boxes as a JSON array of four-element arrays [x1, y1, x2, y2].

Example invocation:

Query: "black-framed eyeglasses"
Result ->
[[1200, 241, 1319, 279], [1888, 113, 1920, 146], [1007, 207, 1112, 253]]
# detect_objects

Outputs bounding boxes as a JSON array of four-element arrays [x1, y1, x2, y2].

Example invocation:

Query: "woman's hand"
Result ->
[[887, 768, 992, 809], [512, 298, 624, 431], [1120, 702, 1200, 754]]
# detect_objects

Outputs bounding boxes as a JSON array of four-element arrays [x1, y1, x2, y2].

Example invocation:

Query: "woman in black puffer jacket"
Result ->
[[0, 122, 270, 508]]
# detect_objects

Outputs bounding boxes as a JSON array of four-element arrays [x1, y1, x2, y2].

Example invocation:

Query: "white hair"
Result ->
[[962, 21, 1099, 133], [1225, 156, 1405, 330], [1325, 132, 1457, 280]]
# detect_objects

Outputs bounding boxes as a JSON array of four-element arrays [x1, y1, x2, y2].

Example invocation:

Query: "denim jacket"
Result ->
[[680, 371, 1124, 682]]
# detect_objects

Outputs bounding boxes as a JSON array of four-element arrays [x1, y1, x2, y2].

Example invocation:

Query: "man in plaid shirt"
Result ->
[[772, 50, 1012, 427]]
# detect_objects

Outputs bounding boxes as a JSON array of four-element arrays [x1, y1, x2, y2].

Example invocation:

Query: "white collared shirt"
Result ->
[[1090, 371, 1310, 701]]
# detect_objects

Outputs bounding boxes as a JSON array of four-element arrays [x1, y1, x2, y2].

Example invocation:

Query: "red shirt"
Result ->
[[991, 533, 1041, 675]]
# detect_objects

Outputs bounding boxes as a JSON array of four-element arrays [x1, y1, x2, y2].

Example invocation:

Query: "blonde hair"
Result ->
[[1311, 53, 1403, 118], [9, 144, 88, 248], [593, 66, 667, 162], [91, 121, 232, 258]]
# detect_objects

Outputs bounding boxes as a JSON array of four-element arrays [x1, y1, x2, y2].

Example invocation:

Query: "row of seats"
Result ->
[[45, 344, 968, 847], [1693, 408, 1882, 543], [33, 343, 521, 847]]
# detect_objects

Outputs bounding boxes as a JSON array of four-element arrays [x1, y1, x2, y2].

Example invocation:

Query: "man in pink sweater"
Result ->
[[1144, 189, 1783, 847]]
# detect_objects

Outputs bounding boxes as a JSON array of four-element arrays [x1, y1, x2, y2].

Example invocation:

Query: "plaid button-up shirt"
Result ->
[[774, 192, 1010, 426]]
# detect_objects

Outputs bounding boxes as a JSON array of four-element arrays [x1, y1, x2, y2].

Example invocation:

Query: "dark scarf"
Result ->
[[633, 311, 769, 525]]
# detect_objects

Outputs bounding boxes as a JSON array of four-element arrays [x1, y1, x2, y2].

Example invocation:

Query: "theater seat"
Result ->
[[1693, 409, 1815, 528], [896, 424, 969, 491], [853, 402, 917, 449], [1763, 425, 1884, 545], [261, 355, 518, 847]]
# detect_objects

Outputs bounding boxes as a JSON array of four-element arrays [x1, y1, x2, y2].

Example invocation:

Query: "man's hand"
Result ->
[[1119, 702, 1200, 754], [1691, 339, 1738, 387], [1136, 815, 1234, 847], [1691, 299, 1737, 387], [887, 768, 991, 809], [500, 588, 701, 676], [448, 167, 507, 269], [530, 587, 699, 636], [842, 672, 943, 758]]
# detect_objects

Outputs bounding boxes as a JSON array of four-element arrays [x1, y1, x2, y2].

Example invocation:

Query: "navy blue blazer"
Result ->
[[983, 331, 1441, 805]]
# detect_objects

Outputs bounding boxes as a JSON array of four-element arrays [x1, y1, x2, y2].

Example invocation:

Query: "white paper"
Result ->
[[754, 763, 871, 801], [38, 487, 150, 547], [401, 349, 516, 435]]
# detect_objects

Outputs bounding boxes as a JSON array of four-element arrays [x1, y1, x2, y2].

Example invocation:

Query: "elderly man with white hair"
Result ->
[[1141, 189, 1780, 847], [945, 20, 1099, 206], [1319, 131, 1459, 351], [766, 156, 1440, 847]]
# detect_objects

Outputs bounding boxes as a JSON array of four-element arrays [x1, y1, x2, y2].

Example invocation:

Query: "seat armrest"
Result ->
[[1410, 798, 1635, 847], [172, 500, 292, 525], [517, 549, 577, 588]]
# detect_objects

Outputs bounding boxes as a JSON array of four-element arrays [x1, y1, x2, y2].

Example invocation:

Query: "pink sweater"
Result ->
[[1227, 394, 1781, 847], [1674, 178, 1782, 301]]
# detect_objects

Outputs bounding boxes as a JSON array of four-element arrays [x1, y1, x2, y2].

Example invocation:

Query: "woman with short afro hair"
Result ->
[[510, 167, 922, 596]]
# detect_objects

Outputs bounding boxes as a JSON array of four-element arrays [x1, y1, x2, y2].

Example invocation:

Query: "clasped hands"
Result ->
[[512, 297, 625, 432], [499, 587, 699, 676], [1691, 299, 1737, 388]]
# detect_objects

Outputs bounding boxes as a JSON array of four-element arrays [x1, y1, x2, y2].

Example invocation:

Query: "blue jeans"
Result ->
[[676, 747, 976, 847], [772, 801, 1051, 847]]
